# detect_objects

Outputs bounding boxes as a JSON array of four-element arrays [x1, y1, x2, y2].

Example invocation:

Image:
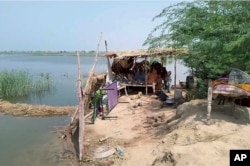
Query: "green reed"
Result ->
[[0, 70, 53, 99]]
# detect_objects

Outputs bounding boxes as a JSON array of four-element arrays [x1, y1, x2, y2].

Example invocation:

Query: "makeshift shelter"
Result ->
[[104, 48, 188, 95]]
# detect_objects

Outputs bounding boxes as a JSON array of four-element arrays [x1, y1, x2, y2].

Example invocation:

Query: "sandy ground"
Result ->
[[83, 93, 250, 166]]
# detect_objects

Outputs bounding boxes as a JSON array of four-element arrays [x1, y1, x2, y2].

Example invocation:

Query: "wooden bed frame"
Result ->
[[125, 82, 156, 94]]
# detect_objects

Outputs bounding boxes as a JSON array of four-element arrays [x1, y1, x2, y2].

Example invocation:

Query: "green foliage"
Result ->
[[186, 78, 207, 101], [90, 89, 105, 106], [0, 70, 53, 99], [144, 1, 250, 99], [144, 1, 250, 78]]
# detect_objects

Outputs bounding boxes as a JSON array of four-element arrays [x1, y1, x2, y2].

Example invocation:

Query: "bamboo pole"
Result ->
[[71, 107, 78, 124], [90, 32, 102, 73], [78, 33, 103, 161], [77, 51, 84, 161], [207, 80, 213, 125], [105, 40, 113, 82], [145, 56, 148, 95], [174, 54, 177, 89], [83, 32, 103, 113]]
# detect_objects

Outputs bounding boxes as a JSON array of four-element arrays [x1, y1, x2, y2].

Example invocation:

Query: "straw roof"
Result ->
[[104, 48, 189, 58]]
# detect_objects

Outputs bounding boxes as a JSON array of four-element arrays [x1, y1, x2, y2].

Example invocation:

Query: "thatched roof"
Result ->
[[104, 48, 189, 58]]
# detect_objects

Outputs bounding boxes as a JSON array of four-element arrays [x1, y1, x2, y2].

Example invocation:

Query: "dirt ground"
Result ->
[[81, 92, 250, 166]]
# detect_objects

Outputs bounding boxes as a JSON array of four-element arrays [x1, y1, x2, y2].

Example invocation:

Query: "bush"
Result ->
[[186, 78, 208, 101]]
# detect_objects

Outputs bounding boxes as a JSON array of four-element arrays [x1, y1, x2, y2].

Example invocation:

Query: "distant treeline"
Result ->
[[0, 50, 106, 56]]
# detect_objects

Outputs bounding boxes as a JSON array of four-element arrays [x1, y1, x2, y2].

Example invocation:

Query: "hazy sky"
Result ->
[[0, 1, 184, 52]]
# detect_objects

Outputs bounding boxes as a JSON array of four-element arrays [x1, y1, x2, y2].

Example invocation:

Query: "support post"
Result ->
[[174, 54, 177, 89], [105, 40, 113, 82], [77, 51, 84, 161], [207, 80, 213, 124], [145, 56, 148, 95]]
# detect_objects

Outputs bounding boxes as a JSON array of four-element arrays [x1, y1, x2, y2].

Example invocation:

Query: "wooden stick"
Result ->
[[105, 40, 113, 82], [78, 32, 103, 161], [145, 56, 148, 95], [77, 51, 84, 161], [207, 80, 213, 124], [82, 33, 103, 114], [84, 110, 93, 119], [174, 54, 177, 89], [71, 107, 78, 124], [90, 32, 102, 73]]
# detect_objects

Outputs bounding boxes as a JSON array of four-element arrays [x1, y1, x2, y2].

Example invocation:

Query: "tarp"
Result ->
[[106, 81, 118, 112], [212, 68, 250, 98], [212, 84, 250, 98]]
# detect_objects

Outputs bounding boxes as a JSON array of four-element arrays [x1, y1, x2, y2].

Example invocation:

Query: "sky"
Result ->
[[0, 1, 184, 52]]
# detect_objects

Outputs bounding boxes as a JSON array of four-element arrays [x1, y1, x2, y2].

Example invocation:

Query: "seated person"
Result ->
[[147, 68, 158, 84], [134, 68, 145, 83], [155, 75, 163, 91], [127, 70, 135, 83]]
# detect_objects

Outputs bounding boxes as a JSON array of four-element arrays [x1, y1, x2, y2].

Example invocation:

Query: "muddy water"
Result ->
[[0, 115, 70, 166]]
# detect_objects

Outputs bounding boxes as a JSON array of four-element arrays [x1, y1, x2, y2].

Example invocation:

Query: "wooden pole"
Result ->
[[174, 54, 177, 89], [90, 33, 102, 73], [145, 56, 148, 95], [77, 51, 84, 161], [79, 33, 103, 161], [207, 80, 213, 125], [105, 40, 113, 82]]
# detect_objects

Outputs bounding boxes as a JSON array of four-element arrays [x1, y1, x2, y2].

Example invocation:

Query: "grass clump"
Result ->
[[0, 70, 53, 99]]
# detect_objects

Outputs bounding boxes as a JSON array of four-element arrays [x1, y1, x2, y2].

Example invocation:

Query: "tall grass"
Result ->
[[0, 70, 53, 99]]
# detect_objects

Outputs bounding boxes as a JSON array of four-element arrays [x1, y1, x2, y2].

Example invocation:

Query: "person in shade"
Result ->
[[166, 71, 172, 93], [134, 67, 145, 83]]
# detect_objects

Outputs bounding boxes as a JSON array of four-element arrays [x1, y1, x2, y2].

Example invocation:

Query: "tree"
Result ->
[[144, 1, 250, 81]]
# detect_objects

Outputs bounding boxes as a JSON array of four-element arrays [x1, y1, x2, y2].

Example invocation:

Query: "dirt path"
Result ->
[[82, 95, 250, 166]]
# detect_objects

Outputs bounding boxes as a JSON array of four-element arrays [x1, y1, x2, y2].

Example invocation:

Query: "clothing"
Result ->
[[147, 69, 157, 84], [135, 71, 145, 82], [166, 77, 172, 92]]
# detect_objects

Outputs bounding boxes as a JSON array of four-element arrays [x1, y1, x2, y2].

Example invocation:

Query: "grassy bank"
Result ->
[[0, 70, 53, 99]]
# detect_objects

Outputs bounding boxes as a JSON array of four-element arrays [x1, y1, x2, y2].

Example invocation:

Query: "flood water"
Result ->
[[0, 52, 107, 166], [0, 52, 108, 106], [0, 115, 70, 166], [0, 52, 189, 166]]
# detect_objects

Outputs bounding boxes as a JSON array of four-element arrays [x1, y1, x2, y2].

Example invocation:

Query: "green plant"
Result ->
[[186, 78, 208, 101], [0, 70, 53, 99]]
